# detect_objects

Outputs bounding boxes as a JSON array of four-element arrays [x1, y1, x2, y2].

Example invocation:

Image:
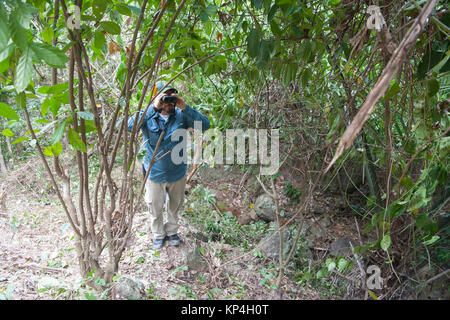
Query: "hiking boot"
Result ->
[[153, 238, 165, 250], [167, 234, 181, 246]]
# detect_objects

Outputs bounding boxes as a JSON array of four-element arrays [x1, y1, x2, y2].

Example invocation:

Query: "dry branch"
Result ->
[[326, 0, 439, 172]]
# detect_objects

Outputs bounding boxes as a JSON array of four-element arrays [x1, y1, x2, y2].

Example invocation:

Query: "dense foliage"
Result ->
[[0, 0, 448, 298]]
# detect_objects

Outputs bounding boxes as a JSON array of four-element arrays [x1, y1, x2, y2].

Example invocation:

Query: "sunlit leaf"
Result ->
[[2, 129, 14, 137], [14, 46, 33, 93], [0, 102, 19, 120]]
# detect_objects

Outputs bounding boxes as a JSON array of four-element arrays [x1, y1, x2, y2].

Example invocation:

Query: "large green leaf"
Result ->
[[14, 46, 33, 92], [257, 38, 272, 66], [247, 29, 261, 58], [41, 27, 54, 44], [100, 21, 121, 35], [49, 96, 63, 116], [0, 46, 12, 62], [116, 4, 132, 16], [2, 129, 14, 137], [282, 63, 297, 87], [77, 111, 95, 121], [31, 43, 68, 68], [267, 4, 279, 22], [270, 20, 282, 36], [426, 78, 439, 97], [0, 103, 19, 120], [15, 92, 26, 108], [41, 97, 50, 116], [51, 122, 66, 145], [43, 142, 62, 157], [252, 0, 263, 10], [9, 15, 27, 51], [417, 41, 450, 79], [37, 83, 68, 95], [94, 30, 106, 51], [0, 7, 10, 50], [68, 127, 87, 152], [15, 2, 38, 29], [12, 137, 29, 144]]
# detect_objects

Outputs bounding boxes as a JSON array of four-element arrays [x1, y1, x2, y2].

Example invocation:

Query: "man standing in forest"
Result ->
[[128, 81, 210, 250]]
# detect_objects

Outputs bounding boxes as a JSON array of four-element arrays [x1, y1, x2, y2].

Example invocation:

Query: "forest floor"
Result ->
[[0, 157, 373, 300]]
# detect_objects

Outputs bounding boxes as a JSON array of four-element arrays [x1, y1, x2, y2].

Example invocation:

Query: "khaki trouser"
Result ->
[[144, 176, 186, 239]]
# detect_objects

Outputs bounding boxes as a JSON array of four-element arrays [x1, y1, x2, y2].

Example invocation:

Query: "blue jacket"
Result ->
[[127, 105, 210, 183]]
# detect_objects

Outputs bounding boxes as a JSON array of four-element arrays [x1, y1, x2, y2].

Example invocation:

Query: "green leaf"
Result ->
[[253, 0, 263, 9], [41, 27, 54, 44], [316, 268, 327, 278], [381, 79, 400, 101], [49, 97, 62, 116], [0, 7, 10, 50], [337, 258, 349, 271], [9, 15, 27, 51], [12, 137, 29, 144], [31, 43, 68, 68], [2, 129, 14, 137], [205, 5, 218, 16], [247, 29, 261, 58], [426, 79, 439, 97], [326, 259, 336, 272], [268, 4, 278, 22], [100, 21, 121, 35], [302, 68, 311, 86], [15, 46, 33, 92], [68, 127, 87, 152], [116, 4, 132, 16], [270, 20, 282, 36], [423, 235, 439, 246], [283, 63, 297, 87], [127, 5, 141, 15], [380, 234, 391, 251], [0, 102, 19, 120], [368, 290, 378, 300], [0, 46, 12, 62], [415, 213, 431, 228], [77, 111, 95, 121], [37, 83, 68, 95], [257, 38, 272, 65], [43, 145, 54, 156], [15, 2, 38, 29], [94, 30, 106, 51], [51, 122, 66, 145], [41, 97, 50, 116], [15, 91, 26, 108]]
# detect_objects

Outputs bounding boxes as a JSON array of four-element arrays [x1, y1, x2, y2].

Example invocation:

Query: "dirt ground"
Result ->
[[0, 160, 362, 300]]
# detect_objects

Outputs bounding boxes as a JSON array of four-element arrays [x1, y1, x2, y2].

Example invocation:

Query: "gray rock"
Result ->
[[115, 277, 145, 300], [305, 223, 325, 246], [330, 237, 353, 257], [260, 223, 293, 262], [238, 212, 253, 225], [254, 194, 277, 222], [184, 245, 208, 271], [320, 216, 332, 228]]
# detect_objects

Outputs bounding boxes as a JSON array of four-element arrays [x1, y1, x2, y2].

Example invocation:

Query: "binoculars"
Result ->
[[162, 95, 177, 104]]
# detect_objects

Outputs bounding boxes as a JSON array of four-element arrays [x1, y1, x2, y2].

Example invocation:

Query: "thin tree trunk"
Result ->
[[6, 136, 12, 154], [0, 143, 7, 175]]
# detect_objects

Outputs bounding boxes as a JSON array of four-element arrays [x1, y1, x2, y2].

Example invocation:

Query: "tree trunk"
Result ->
[[0, 142, 7, 175]]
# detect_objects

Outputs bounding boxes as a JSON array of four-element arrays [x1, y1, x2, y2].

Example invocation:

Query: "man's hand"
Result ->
[[172, 94, 186, 110]]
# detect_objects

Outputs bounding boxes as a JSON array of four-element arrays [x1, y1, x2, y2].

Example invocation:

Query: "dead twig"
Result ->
[[326, 0, 439, 172]]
